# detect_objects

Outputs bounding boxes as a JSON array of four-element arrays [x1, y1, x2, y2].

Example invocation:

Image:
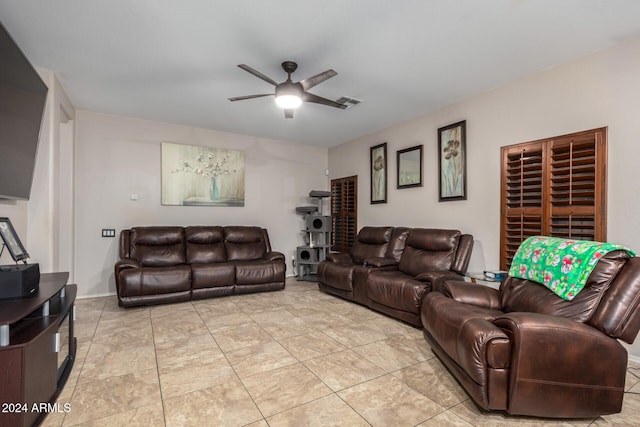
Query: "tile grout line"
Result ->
[[149, 303, 169, 427]]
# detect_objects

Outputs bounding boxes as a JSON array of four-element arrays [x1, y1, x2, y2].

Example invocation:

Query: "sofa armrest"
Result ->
[[263, 251, 285, 262], [365, 257, 398, 268], [440, 280, 502, 310], [115, 258, 142, 275], [326, 252, 352, 263], [415, 270, 465, 291], [493, 312, 628, 417]]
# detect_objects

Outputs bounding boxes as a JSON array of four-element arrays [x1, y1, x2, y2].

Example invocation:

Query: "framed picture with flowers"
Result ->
[[370, 142, 387, 204], [437, 120, 466, 201], [161, 142, 245, 206]]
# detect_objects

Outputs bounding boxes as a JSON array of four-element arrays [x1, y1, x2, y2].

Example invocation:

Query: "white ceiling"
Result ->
[[2, 0, 640, 147]]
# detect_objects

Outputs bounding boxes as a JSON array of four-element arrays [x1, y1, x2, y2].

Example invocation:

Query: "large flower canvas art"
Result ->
[[161, 142, 245, 206]]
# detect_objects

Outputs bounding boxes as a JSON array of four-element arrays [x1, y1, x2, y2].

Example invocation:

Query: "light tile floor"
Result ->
[[42, 278, 640, 426]]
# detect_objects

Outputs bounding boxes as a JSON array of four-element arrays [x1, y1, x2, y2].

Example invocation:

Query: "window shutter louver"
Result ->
[[548, 131, 606, 242], [501, 143, 546, 269], [500, 128, 606, 270], [331, 176, 358, 252]]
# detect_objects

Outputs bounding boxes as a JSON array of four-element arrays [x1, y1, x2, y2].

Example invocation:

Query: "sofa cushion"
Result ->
[[317, 262, 354, 292], [350, 226, 392, 264], [224, 226, 267, 261], [235, 260, 285, 285], [398, 229, 461, 276], [118, 265, 191, 296], [387, 227, 410, 262], [367, 270, 430, 315], [129, 227, 186, 267], [191, 262, 235, 288], [186, 226, 226, 263], [590, 257, 640, 342]]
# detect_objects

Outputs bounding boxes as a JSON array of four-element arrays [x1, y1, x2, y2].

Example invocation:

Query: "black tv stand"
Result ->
[[0, 272, 76, 427]]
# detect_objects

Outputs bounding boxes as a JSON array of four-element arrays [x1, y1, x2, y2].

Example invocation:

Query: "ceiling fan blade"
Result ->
[[237, 64, 278, 86], [284, 109, 294, 119], [299, 69, 337, 91], [303, 92, 348, 109], [228, 94, 273, 101]]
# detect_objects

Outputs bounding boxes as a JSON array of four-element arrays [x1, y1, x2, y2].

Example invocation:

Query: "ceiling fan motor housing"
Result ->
[[275, 81, 303, 98], [281, 61, 298, 75]]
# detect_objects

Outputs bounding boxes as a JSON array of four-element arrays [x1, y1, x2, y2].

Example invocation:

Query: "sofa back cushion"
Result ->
[[129, 226, 186, 267], [350, 227, 393, 264], [387, 227, 410, 262], [590, 257, 640, 343], [398, 229, 461, 277], [500, 251, 629, 323], [224, 226, 268, 261], [451, 234, 474, 274], [186, 226, 226, 263]]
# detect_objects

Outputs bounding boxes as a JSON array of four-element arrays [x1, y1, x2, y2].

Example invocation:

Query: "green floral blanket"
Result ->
[[508, 236, 636, 301]]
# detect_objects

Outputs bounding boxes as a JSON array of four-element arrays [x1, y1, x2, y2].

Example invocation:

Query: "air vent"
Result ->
[[336, 96, 362, 109]]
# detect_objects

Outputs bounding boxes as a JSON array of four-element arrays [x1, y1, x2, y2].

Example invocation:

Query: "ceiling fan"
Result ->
[[228, 61, 347, 118]]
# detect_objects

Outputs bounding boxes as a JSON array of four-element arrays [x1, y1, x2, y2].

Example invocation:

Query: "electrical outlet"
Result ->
[[101, 229, 116, 238]]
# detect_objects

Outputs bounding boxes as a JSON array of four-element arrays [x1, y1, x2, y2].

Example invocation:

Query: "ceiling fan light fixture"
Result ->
[[275, 94, 302, 109], [275, 81, 303, 109]]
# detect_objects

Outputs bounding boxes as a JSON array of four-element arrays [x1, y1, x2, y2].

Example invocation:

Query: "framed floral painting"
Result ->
[[161, 142, 245, 206], [370, 142, 387, 204], [438, 120, 467, 201]]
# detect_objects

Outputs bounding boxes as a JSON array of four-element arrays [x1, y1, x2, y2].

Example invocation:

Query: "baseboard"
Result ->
[[76, 292, 116, 299]]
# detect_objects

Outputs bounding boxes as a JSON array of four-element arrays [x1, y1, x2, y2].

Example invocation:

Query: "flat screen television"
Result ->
[[0, 19, 48, 200]]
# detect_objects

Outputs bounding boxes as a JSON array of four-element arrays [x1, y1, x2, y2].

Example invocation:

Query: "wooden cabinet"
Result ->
[[0, 273, 76, 427]]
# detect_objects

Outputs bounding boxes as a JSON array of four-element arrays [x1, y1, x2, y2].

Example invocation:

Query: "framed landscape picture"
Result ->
[[370, 142, 387, 204], [397, 145, 423, 189], [438, 120, 467, 201]]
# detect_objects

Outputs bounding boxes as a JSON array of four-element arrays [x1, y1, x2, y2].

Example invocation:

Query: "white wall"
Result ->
[[329, 35, 640, 355], [74, 111, 328, 297]]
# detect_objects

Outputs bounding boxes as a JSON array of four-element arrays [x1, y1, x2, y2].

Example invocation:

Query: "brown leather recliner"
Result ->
[[317, 226, 409, 305], [421, 251, 640, 418], [366, 228, 474, 327]]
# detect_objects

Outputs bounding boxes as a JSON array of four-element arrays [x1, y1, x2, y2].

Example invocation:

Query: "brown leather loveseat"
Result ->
[[318, 226, 473, 326], [367, 228, 473, 326], [115, 225, 285, 307], [421, 251, 640, 418], [317, 226, 410, 305]]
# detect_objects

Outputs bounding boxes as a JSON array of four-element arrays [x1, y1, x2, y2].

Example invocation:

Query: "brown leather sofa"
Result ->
[[318, 226, 473, 326], [115, 226, 285, 307], [421, 251, 640, 418]]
